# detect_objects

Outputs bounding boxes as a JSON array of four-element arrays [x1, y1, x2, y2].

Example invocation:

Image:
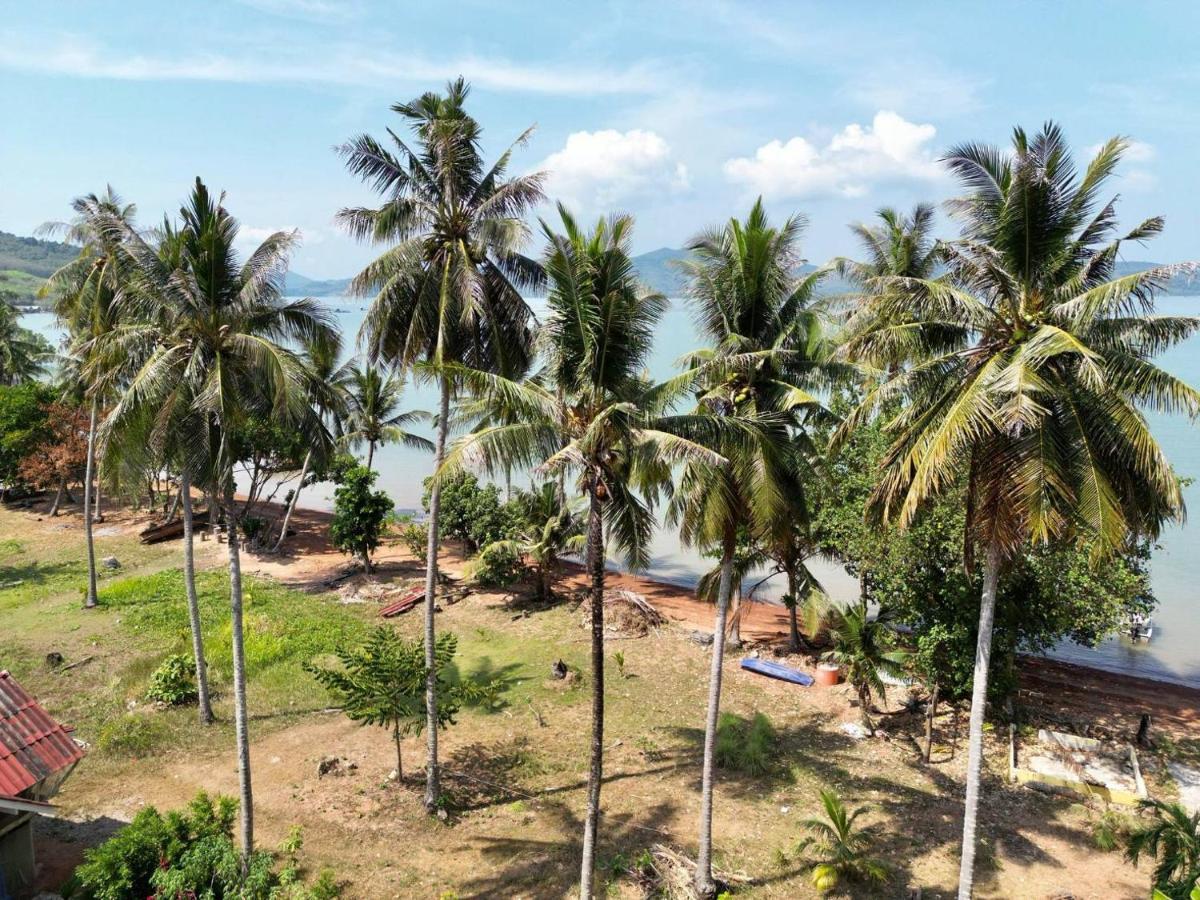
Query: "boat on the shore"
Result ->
[[1125, 613, 1154, 642]]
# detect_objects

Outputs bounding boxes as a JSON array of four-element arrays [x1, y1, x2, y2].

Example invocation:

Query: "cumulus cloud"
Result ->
[[723, 111, 941, 199], [537, 129, 689, 210]]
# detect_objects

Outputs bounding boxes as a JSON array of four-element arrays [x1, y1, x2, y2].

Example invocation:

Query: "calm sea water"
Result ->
[[23, 296, 1200, 687]]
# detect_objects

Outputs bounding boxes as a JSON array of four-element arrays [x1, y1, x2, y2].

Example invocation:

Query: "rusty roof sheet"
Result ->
[[0, 670, 85, 798]]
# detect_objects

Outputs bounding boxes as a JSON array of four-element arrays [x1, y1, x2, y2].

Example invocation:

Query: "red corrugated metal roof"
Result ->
[[0, 670, 85, 798]]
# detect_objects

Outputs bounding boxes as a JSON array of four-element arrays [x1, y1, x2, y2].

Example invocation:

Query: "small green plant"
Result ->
[[145, 654, 198, 706], [306, 627, 486, 779], [397, 520, 428, 565], [1093, 809, 1134, 852], [714, 711, 776, 776], [473, 541, 524, 587], [96, 713, 171, 757], [613, 650, 627, 678], [796, 788, 888, 893]]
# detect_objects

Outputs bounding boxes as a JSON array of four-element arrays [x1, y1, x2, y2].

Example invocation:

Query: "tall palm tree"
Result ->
[[0, 303, 53, 385], [271, 332, 354, 552], [842, 125, 1200, 898], [339, 77, 544, 810], [42, 188, 137, 610], [445, 206, 727, 899], [102, 178, 335, 864], [835, 204, 942, 378], [672, 198, 839, 898], [341, 363, 432, 472]]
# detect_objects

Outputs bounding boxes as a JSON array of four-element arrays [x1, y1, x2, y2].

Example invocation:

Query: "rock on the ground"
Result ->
[[102, 555, 120, 569], [840, 721, 870, 741], [317, 755, 357, 778]]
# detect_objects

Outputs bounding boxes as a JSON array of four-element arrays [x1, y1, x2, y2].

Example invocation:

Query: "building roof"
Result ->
[[0, 670, 85, 798]]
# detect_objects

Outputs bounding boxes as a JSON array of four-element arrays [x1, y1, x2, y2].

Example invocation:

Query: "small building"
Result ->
[[0, 671, 85, 899]]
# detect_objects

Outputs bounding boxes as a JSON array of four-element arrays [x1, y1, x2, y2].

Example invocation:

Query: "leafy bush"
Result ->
[[1093, 809, 1134, 852], [330, 465, 393, 572], [145, 654, 198, 706], [473, 541, 524, 587], [96, 713, 172, 758], [714, 711, 776, 776], [426, 470, 518, 552], [73, 792, 341, 900], [397, 520, 428, 565]]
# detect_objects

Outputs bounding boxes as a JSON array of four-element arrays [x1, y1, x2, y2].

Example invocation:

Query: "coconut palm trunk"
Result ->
[[695, 535, 736, 898], [422, 379, 451, 811], [957, 540, 1002, 899], [94, 470, 103, 522], [786, 571, 802, 652], [224, 479, 254, 863], [271, 449, 311, 553], [181, 471, 214, 725], [366, 440, 375, 474], [82, 398, 99, 609], [579, 478, 606, 900]]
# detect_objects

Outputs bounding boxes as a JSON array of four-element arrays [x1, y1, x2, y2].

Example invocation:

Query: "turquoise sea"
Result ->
[[23, 296, 1200, 688]]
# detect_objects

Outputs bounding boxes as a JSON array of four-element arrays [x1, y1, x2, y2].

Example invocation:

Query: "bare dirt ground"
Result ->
[[5, 497, 1195, 898]]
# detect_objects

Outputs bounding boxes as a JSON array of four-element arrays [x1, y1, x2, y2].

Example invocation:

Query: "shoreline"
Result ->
[[259, 498, 1200, 716]]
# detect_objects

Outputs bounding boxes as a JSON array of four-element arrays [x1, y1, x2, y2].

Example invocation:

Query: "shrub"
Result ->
[[74, 792, 341, 900], [397, 520, 428, 565], [330, 465, 393, 572], [145, 654, 199, 706], [714, 711, 776, 776], [797, 788, 888, 893], [473, 541, 524, 587], [426, 470, 518, 552], [96, 713, 172, 758]]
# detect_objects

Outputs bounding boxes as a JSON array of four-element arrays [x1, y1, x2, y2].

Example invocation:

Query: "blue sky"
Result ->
[[1, 0, 1196, 278]]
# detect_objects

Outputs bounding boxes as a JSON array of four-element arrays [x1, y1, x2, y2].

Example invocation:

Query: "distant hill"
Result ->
[[284, 271, 353, 297], [0, 230, 77, 307]]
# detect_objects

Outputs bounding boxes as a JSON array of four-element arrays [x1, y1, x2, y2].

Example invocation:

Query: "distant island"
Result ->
[[4, 227, 1198, 309]]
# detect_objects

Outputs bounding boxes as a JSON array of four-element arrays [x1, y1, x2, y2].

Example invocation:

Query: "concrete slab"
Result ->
[[1167, 761, 1200, 814]]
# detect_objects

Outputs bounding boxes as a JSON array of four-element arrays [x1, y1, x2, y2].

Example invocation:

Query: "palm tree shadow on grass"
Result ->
[[445, 656, 525, 712], [0, 560, 81, 593], [458, 797, 681, 899]]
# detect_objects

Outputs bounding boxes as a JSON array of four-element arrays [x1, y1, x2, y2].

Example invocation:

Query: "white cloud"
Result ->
[[0, 31, 668, 97], [723, 111, 941, 199], [235, 225, 325, 251], [537, 130, 689, 210], [1087, 139, 1155, 163]]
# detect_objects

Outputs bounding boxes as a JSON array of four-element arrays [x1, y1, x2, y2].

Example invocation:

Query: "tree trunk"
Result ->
[[48, 476, 67, 517], [82, 398, 99, 609], [694, 534, 736, 898], [505, 464, 512, 501], [182, 472, 214, 725], [166, 483, 182, 522], [957, 540, 1002, 899], [93, 471, 103, 523], [224, 479, 254, 865], [728, 591, 742, 647], [578, 479, 606, 900], [422, 380, 451, 812], [786, 570, 801, 653], [394, 722, 403, 780], [924, 682, 940, 763], [271, 450, 310, 553], [858, 684, 876, 735], [366, 440, 375, 474]]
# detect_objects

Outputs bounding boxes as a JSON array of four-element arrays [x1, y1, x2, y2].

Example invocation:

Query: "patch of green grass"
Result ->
[[96, 712, 174, 757], [715, 711, 777, 776]]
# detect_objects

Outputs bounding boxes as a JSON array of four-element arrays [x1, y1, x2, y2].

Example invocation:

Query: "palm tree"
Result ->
[[0, 303, 53, 385], [341, 363, 432, 472], [340, 77, 544, 811], [42, 188, 137, 610], [485, 481, 584, 602], [672, 199, 839, 898], [796, 788, 888, 893], [271, 332, 354, 553], [842, 125, 1200, 898], [824, 602, 909, 735], [1127, 799, 1200, 898], [102, 178, 334, 864], [445, 206, 727, 899], [835, 203, 942, 377]]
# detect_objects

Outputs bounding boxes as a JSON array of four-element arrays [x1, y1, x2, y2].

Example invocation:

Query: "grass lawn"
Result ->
[[0, 503, 1154, 898]]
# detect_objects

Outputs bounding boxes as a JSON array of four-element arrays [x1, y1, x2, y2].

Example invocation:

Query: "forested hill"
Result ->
[[0, 230, 76, 306]]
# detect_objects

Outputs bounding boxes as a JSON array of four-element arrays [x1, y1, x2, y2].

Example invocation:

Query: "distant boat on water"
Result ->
[[1125, 613, 1154, 642]]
